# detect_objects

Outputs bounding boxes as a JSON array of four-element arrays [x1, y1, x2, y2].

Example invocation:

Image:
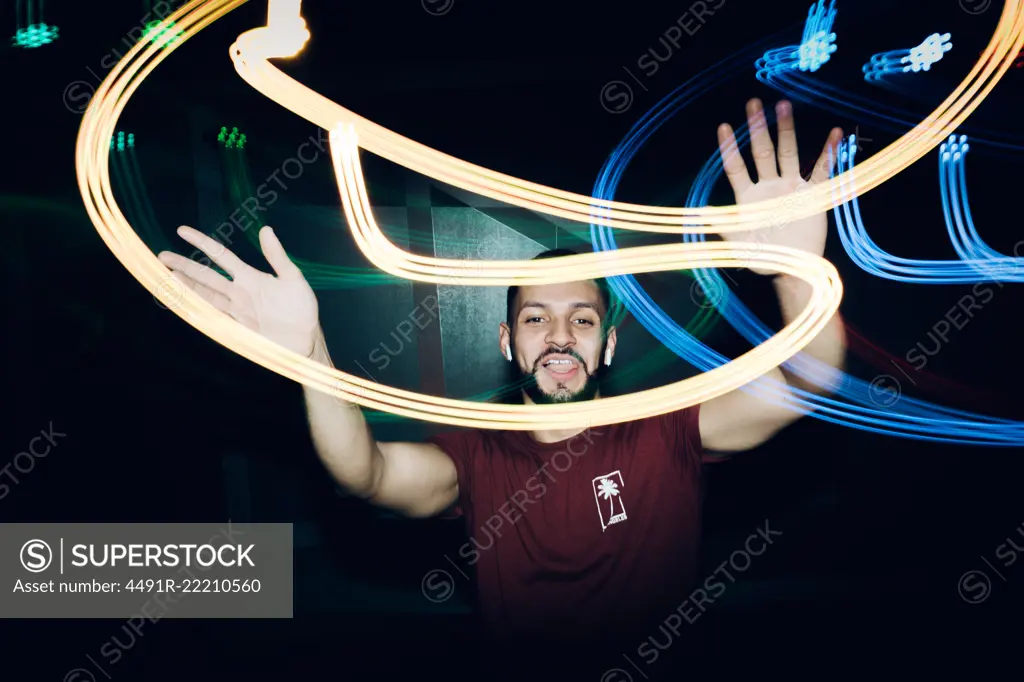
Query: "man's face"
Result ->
[[503, 280, 614, 404]]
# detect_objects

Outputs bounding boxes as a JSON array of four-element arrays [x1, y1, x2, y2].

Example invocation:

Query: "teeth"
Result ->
[[545, 359, 574, 366]]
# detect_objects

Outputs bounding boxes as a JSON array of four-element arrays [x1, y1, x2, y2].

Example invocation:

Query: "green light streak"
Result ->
[[13, 1, 58, 47], [112, 144, 171, 255]]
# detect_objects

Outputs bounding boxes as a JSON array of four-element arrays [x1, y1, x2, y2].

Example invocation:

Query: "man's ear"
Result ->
[[604, 326, 618, 366], [499, 322, 512, 361]]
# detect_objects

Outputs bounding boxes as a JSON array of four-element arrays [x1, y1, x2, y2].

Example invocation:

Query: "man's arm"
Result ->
[[304, 327, 459, 517], [700, 274, 846, 452], [700, 97, 846, 453], [158, 226, 458, 517]]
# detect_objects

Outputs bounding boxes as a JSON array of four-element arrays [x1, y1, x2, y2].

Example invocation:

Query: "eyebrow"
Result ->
[[519, 301, 602, 314]]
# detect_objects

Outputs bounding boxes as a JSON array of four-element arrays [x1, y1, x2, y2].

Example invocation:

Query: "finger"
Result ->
[[774, 100, 800, 178], [169, 271, 233, 313], [174, 225, 246, 277], [158, 250, 233, 295], [809, 127, 845, 184], [258, 226, 302, 279], [717, 123, 753, 196], [746, 98, 778, 180]]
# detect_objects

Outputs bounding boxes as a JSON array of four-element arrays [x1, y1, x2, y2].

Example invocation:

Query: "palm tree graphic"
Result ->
[[597, 477, 620, 518]]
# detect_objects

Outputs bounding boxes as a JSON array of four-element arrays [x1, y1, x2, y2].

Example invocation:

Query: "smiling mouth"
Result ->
[[540, 356, 581, 379]]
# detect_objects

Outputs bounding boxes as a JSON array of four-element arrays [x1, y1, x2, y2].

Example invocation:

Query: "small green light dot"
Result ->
[[218, 126, 245, 149]]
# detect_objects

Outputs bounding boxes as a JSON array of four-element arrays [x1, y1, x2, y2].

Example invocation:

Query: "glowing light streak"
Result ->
[[13, 0, 58, 48], [904, 32, 953, 72], [864, 33, 953, 84], [74, 0, 1023, 433], [831, 134, 1023, 283], [589, 22, 1024, 445], [795, 0, 837, 72], [759, 9, 1024, 154], [230, 0, 1024, 231], [75, 0, 844, 430]]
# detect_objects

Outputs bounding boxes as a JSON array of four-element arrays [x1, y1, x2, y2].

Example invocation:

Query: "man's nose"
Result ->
[[545, 320, 576, 348]]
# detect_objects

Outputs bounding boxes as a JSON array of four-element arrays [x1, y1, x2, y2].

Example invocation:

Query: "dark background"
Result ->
[[4, 0, 1024, 678]]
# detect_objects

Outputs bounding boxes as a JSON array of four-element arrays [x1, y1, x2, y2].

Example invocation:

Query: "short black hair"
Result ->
[[505, 248, 612, 330]]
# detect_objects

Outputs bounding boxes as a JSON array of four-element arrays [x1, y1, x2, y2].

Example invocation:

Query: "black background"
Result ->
[[4, 0, 1024, 678]]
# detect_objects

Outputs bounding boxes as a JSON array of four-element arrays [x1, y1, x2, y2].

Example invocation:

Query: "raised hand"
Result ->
[[717, 98, 843, 274], [157, 225, 320, 357]]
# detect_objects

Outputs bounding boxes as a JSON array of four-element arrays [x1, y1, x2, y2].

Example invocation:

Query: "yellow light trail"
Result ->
[[233, 0, 1024, 231], [74, 0, 1019, 429]]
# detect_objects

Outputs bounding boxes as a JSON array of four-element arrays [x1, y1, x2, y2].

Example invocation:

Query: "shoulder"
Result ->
[[650, 404, 704, 466], [424, 428, 512, 520], [425, 427, 513, 464], [652, 403, 701, 440]]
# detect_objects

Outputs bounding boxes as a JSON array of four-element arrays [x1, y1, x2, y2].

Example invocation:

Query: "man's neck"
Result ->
[[523, 390, 601, 444], [528, 426, 588, 444]]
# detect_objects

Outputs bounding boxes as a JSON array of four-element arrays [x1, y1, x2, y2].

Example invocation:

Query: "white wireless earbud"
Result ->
[[604, 347, 612, 366], [505, 346, 513, 362]]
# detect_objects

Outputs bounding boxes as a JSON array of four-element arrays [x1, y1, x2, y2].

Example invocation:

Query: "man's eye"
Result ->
[[526, 317, 544, 323], [574, 319, 595, 326]]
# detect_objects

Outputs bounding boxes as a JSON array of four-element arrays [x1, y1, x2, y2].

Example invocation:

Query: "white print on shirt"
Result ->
[[592, 470, 627, 531]]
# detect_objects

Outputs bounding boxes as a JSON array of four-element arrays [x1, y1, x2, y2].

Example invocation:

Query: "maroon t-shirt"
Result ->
[[427, 405, 705, 653]]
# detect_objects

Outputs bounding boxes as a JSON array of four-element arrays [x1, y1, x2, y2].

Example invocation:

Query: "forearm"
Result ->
[[302, 327, 383, 498], [773, 273, 846, 395]]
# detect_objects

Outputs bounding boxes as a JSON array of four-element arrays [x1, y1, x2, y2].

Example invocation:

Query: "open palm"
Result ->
[[718, 98, 843, 274], [157, 225, 320, 356]]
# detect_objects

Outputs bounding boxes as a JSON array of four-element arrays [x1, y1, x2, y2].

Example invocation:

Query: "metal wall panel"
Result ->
[[432, 207, 546, 401]]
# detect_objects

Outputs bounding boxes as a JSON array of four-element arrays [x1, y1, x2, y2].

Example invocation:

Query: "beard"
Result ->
[[515, 341, 606, 405]]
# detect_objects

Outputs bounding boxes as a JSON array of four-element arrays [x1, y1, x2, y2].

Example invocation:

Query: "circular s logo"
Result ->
[[959, 0, 991, 15], [63, 80, 95, 114], [63, 669, 97, 682], [422, 0, 454, 16], [958, 570, 991, 604], [868, 374, 901, 407], [421, 569, 455, 603], [600, 80, 633, 114], [21, 539, 53, 573], [689, 277, 726, 310], [153, 273, 188, 312]]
